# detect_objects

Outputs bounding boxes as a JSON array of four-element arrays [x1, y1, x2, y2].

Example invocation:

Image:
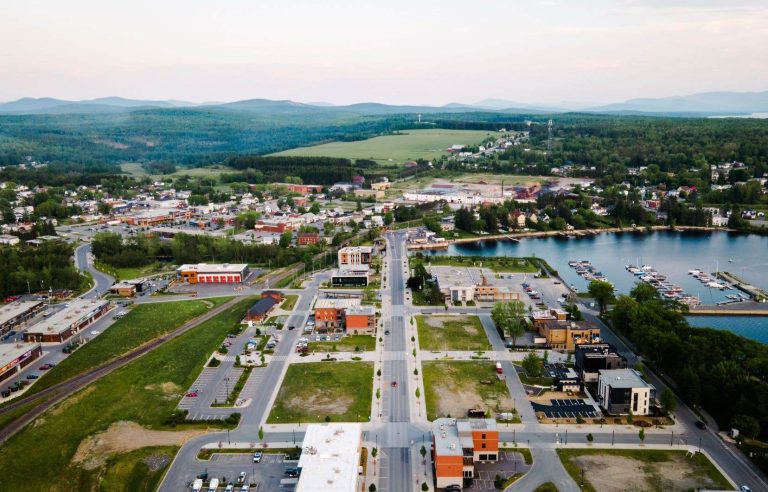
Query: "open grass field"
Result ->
[[267, 362, 373, 423], [416, 315, 491, 351], [281, 294, 298, 311], [411, 255, 538, 273], [121, 162, 238, 180], [95, 260, 173, 282], [100, 445, 178, 492], [269, 129, 493, 165], [0, 297, 255, 491], [29, 298, 232, 395], [308, 335, 377, 352], [422, 361, 514, 420], [556, 448, 732, 492]]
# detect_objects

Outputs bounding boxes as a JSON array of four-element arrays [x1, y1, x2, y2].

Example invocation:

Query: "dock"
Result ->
[[715, 272, 768, 301], [688, 301, 768, 316]]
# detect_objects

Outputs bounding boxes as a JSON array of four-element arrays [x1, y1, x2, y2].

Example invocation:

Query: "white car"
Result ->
[[91, 331, 101, 335]]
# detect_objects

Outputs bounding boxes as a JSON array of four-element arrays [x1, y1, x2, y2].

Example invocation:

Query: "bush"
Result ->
[[225, 413, 241, 425], [164, 409, 188, 427], [208, 358, 221, 367]]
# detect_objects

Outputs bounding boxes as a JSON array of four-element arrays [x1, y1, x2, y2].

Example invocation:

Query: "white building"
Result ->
[[296, 423, 362, 492], [598, 369, 655, 416]]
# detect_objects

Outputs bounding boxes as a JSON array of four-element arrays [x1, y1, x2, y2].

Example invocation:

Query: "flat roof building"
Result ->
[[296, 423, 362, 492], [23, 299, 110, 344], [176, 263, 249, 284], [433, 418, 499, 489], [432, 267, 520, 304], [598, 369, 655, 416], [0, 342, 42, 384], [0, 301, 45, 336], [575, 343, 628, 382], [314, 298, 362, 332], [338, 246, 373, 267], [538, 320, 600, 351], [344, 305, 376, 336]]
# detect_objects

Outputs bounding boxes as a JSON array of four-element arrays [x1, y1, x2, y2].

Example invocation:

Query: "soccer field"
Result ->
[[269, 129, 494, 164]]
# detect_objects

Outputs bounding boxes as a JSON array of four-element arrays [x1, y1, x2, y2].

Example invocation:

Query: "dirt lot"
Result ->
[[417, 315, 491, 351], [423, 361, 514, 420], [72, 421, 206, 470], [566, 451, 728, 492]]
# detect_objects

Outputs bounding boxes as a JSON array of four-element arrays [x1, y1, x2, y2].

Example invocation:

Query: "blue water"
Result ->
[[424, 231, 768, 342], [686, 316, 768, 344]]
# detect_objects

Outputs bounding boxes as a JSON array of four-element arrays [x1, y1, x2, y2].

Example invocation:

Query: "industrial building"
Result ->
[[23, 299, 110, 343], [598, 369, 655, 416], [296, 423, 362, 492], [176, 263, 249, 284], [433, 418, 499, 489], [0, 300, 45, 336], [0, 342, 42, 384]]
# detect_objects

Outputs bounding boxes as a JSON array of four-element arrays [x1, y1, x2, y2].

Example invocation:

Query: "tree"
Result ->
[[491, 300, 527, 347], [588, 280, 615, 314], [421, 483, 429, 491], [630, 281, 660, 302], [587, 433, 594, 442], [258, 426, 264, 441], [420, 445, 427, 459], [522, 352, 543, 377], [279, 231, 293, 248], [383, 212, 394, 225], [454, 207, 475, 232], [731, 414, 761, 439], [310, 202, 321, 214], [369, 484, 376, 492], [659, 387, 677, 415], [639, 428, 645, 442]]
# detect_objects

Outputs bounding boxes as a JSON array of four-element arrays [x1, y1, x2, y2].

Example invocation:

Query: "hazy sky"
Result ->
[[1, 0, 767, 105]]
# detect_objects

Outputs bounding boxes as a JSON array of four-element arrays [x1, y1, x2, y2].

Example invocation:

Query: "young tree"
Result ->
[[522, 351, 543, 377], [588, 280, 615, 314], [731, 414, 761, 439], [492, 300, 527, 347], [279, 231, 293, 248], [659, 387, 677, 415]]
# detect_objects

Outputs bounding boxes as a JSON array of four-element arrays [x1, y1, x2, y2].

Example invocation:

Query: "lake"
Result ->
[[424, 230, 768, 342], [686, 316, 768, 344]]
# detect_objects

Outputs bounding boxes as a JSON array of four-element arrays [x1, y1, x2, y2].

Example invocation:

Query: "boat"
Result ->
[[688, 269, 701, 275], [728, 258, 734, 263]]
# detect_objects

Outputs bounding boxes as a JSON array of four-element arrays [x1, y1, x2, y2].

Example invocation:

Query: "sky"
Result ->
[[1, 0, 767, 106]]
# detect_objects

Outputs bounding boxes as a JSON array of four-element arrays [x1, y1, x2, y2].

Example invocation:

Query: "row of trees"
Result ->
[[0, 242, 87, 297]]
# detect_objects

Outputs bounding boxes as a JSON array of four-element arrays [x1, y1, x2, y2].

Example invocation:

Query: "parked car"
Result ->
[[237, 472, 247, 484], [225, 483, 234, 492], [26, 374, 39, 380], [695, 420, 707, 430], [240, 486, 249, 492], [284, 467, 300, 477], [288, 325, 295, 330], [186, 391, 199, 398], [39, 364, 52, 370], [252, 451, 262, 463], [391, 381, 398, 388]]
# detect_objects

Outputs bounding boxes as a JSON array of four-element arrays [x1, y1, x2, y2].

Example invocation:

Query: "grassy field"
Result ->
[[422, 361, 514, 420], [411, 255, 538, 273], [556, 448, 732, 492], [416, 315, 491, 351], [308, 335, 377, 352], [100, 446, 178, 492], [29, 298, 231, 395], [95, 260, 173, 282], [121, 162, 237, 180], [281, 295, 298, 311], [270, 129, 493, 165], [0, 297, 255, 491], [268, 362, 373, 423]]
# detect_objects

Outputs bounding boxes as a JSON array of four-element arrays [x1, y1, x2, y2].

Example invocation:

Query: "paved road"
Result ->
[[75, 243, 114, 298]]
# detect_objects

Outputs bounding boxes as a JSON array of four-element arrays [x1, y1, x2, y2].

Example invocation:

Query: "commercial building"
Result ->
[[537, 320, 600, 351], [176, 263, 249, 284], [574, 343, 628, 382], [108, 279, 148, 297], [245, 296, 279, 322], [338, 246, 373, 267], [433, 418, 499, 489], [296, 423, 362, 492], [431, 267, 520, 304], [297, 232, 321, 246], [314, 298, 362, 332], [598, 369, 655, 416], [24, 299, 110, 343], [0, 342, 42, 383], [0, 301, 45, 336], [530, 308, 568, 327], [344, 305, 376, 335], [331, 265, 370, 287]]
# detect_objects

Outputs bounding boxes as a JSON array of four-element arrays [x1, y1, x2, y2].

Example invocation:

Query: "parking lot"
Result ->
[[531, 398, 600, 419], [469, 451, 532, 490], [188, 452, 296, 491]]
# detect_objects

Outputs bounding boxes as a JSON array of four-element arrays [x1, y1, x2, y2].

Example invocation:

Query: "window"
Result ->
[[463, 470, 473, 478], [488, 454, 497, 461], [479, 454, 488, 461], [481, 433, 486, 439], [481, 443, 486, 449]]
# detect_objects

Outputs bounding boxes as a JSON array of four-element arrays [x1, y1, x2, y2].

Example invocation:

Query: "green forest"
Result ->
[[0, 242, 88, 297]]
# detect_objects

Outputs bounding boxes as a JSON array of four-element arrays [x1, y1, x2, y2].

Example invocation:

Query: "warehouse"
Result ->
[[176, 263, 249, 284], [0, 301, 45, 337], [0, 343, 42, 384], [23, 299, 110, 343]]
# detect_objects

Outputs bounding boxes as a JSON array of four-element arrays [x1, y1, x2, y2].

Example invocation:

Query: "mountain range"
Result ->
[[1, 91, 767, 116]]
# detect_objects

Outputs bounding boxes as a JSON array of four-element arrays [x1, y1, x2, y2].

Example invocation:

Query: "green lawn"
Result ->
[[268, 362, 373, 423], [556, 449, 732, 492], [422, 361, 514, 421], [0, 297, 255, 491], [29, 298, 232, 395], [270, 129, 493, 165], [411, 255, 538, 273], [281, 294, 299, 311], [533, 483, 558, 492], [416, 315, 491, 351], [94, 260, 173, 281], [100, 446, 178, 492], [308, 335, 377, 352]]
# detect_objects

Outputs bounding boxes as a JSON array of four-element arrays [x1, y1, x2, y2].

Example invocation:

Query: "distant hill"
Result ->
[[0, 97, 191, 114], [587, 91, 768, 114]]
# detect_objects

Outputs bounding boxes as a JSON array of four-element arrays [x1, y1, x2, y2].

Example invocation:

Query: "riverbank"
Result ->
[[408, 225, 730, 250]]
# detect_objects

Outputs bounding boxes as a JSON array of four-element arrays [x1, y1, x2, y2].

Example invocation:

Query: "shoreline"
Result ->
[[408, 225, 734, 250]]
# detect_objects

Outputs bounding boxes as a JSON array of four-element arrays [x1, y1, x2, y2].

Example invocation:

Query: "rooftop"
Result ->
[[26, 299, 109, 336], [0, 342, 41, 367], [0, 301, 44, 325], [296, 423, 361, 492], [433, 418, 498, 457], [314, 298, 362, 310], [176, 263, 248, 274], [599, 369, 653, 389], [345, 305, 375, 316]]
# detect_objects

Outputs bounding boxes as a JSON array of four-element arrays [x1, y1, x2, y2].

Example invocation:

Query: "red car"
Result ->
[[391, 381, 398, 388], [186, 391, 198, 398], [39, 364, 52, 370]]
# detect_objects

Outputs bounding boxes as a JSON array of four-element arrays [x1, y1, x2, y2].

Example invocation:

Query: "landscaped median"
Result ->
[[422, 361, 516, 421], [0, 297, 255, 491], [556, 448, 732, 492], [410, 255, 539, 273], [416, 314, 491, 351], [267, 362, 373, 423]]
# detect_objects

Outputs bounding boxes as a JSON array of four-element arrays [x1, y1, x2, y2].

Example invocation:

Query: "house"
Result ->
[[574, 343, 627, 382], [433, 418, 499, 490], [344, 305, 376, 335], [598, 369, 655, 416], [353, 189, 384, 200], [546, 363, 582, 392], [537, 320, 600, 351], [246, 296, 279, 322], [371, 181, 391, 191], [297, 231, 320, 246]]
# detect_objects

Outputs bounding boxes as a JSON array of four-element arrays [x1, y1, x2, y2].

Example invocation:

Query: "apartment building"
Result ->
[[433, 418, 499, 490]]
